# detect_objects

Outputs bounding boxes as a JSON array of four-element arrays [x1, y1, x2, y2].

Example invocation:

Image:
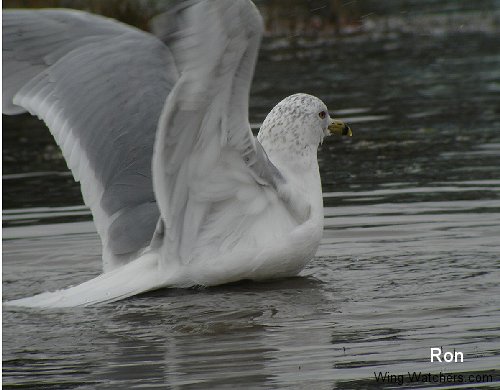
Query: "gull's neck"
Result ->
[[257, 125, 324, 224]]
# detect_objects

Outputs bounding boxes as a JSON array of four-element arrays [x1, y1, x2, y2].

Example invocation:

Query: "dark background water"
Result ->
[[3, 2, 500, 389]]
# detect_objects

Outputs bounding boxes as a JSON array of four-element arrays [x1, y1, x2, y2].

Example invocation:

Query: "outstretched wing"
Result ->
[[153, 0, 296, 267], [2, 9, 178, 271]]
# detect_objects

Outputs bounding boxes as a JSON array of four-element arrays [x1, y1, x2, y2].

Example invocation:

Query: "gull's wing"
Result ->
[[153, 0, 296, 267], [2, 9, 178, 270]]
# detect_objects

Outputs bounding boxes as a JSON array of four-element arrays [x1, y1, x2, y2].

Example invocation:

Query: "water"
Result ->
[[3, 9, 500, 389]]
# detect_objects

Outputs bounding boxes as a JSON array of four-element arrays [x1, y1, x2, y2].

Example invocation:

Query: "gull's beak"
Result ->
[[328, 119, 352, 137]]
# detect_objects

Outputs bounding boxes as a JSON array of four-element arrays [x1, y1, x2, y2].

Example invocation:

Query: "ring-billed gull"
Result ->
[[3, 0, 352, 308]]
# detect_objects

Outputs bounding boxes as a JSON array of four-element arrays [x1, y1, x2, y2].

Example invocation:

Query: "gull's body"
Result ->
[[3, 1, 351, 308]]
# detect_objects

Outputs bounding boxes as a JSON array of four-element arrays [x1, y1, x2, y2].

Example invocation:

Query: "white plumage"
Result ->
[[3, 0, 350, 307]]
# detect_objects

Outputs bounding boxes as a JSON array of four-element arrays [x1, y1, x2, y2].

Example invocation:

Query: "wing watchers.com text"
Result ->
[[374, 371, 495, 386]]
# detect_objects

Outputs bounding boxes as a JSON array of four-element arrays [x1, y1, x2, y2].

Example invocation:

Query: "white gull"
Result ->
[[2, 0, 351, 307]]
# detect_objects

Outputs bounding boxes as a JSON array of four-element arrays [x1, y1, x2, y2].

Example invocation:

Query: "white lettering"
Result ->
[[443, 351, 454, 362], [431, 347, 464, 362], [431, 347, 442, 362]]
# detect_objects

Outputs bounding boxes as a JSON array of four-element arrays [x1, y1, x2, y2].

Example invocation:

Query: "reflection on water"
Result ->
[[3, 7, 500, 390], [3, 183, 500, 388]]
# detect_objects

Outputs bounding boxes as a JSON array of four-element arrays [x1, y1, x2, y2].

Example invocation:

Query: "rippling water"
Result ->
[[3, 8, 500, 389]]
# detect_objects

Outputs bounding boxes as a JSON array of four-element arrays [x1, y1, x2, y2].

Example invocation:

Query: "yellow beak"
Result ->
[[328, 119, 352, 137]]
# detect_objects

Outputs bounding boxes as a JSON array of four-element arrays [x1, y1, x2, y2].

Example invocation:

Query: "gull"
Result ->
[[2, 0, 352, 308]]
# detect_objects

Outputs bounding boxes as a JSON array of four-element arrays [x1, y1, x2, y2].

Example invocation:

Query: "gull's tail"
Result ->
[[4, 253, 171, 308]]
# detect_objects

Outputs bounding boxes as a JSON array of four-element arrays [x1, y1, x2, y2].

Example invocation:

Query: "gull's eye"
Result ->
[[319, 111, 326, 119]]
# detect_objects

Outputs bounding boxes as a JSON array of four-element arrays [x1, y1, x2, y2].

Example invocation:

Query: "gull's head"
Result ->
[[257, 93, 352, 158]]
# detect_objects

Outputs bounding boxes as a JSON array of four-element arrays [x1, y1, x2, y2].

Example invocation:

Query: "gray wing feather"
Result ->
[[253, 139, 284, 186], [152, 0, 287, 264], [3, 9, 179, 270]]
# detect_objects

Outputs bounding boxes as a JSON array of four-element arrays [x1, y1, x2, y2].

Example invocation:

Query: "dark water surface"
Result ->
[[3, 9, 500, 389]]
